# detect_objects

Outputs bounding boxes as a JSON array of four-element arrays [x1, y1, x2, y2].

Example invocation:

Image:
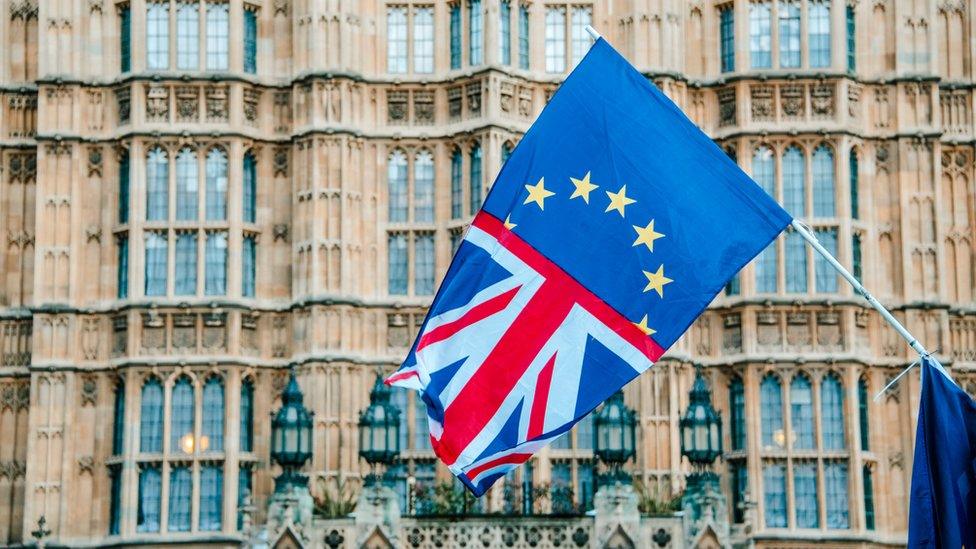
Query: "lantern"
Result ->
[[358, 375, 401, 483], [271, 370, 314, 492], [593, 390, 637, 483], [680, 367, 723, 469]]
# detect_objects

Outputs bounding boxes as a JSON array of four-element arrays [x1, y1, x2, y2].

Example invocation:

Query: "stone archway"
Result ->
[[603, 525, 636, 549]]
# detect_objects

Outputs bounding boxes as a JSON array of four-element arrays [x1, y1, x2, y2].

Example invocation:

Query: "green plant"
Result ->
[[634, 480, 682, 515], [313, 476, 359, 518]]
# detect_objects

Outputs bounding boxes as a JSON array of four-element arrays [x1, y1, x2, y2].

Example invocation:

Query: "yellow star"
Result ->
[[632, 220, 665, 252], [605, 185, 636, 217], [642, 265, 673, 298], [569, 171, 599, 203], [504, 214, 517, 230], [523, 177, 555, 210], [633, 315, 656, 336]]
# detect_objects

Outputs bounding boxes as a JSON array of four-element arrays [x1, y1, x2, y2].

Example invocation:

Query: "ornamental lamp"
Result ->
[[358, 374, 402, 484], [593, 390, 637, 483], [270, 369, 314, 493], [680, 366, 723, 470]]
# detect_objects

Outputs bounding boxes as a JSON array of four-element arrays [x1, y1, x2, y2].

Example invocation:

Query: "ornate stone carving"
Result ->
[[146, 84, 169, 122], [176, 86, 199, 122], [172, 313, 197, 351], [9, 0, 38, 20], [811, 84, 834, 117], [500, 82, 515, 113], [243, 88, 261, 125], [242, 313, 259, 354], [80, 375, 97, 406], [273, 147, 289, 176], [203, 312, 227, 351], [780, 85, 804, 118], [413, 91, 434, 125], [466, 82, 482, 116], [8, 152, 37, 183], [518, 87, 533, 118], [273, 223, 290, 242], [387, 90, 408, 123], [751, 85, 773, 120], [86, 146, 102, 177], [722, 313, 741, 353], [141, 313, 165, 354], [387, 313, 410, 349], [447, 86, 462, 120], [848, 84, 862, 118], [77, 456, 95, 475], [111, 315, 127, 357], [0, 460, 26, 480], [115, 87, 130, 124], [272, 314, 288, 357], [206, 85, 229, 122], [717, 87, 736, 127]]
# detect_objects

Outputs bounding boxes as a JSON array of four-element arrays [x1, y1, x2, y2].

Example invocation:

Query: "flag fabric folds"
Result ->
[[909, 357, 976, 547], [386, 38, 792, 495]]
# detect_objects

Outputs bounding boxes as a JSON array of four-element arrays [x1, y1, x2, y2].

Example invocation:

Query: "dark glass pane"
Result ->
[[120, 8, 131, 72], [240, 379, 254, 452], [244, 10, 257, 74], [113, 381, 125, 454], [203, 377, 224, 451], [140, 378, 164, 452], [168, 466, 192, 531]]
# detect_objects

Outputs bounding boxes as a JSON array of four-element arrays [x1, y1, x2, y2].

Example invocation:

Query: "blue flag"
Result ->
[[387, 38, 791, 495], [909, 357, 976, 547]]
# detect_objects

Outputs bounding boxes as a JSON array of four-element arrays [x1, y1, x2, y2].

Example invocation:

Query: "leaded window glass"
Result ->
[[109, 465, 122, 535], [117, 236, 129, 299], [168, 466, 192, 531], [414, 7, 434, 73], [825, 461, 850, 528], [176, 148, 199, 221], [730, 461, 747, 523], [415, 233, 435, 295], [119, 150, 130, 223], [749, 2, 772, 69], [177, 3, 199, 70], [499, 1, 511, 65], [852, 233, 862, 282], [175, 232, 197, 295], [140, 378, 164, 452], [203, 377, 224, 451], [147, 2, 169, 70], [778, 1, 800, 68], [812, 145, 835, 217], [243, 152, 257, 223], [785, 230, 807, 293], [846, 5, 856, 72], [849, 151, 859, 219], [450, 4, 461, 69], [414, 151, 434, 222], [756, 243, 778, 293], [545, 7, 566, 73], [730, 377, 746, 450], [821, 373, 845, 449], [205, 231, 228, 296], [761, 375, 783, 449], [579, 461, 595, 511], [413, 392, 431, 449], [388, 151, 408, 222], [794, 461, 819, 528], [387, 7, 408, 73], [551, 462, 573, 512], [809, 0, 831, 68], [206, 2, 230, 71], [206, 148, 228, 221], [137, 465, 162, 532], [388, 233, 408, 295], [244, 9, 257, 74], [782, 146, 804, 214], [720, 6, 735, 72], [790, 374, 814, 449], [390, 387, 409, 451], [725, 274, 740, 296], [570, 6, 592, 66], [763, 462, 787, 527], [146, 148, 169, 221], [112, 382, 125, 454], [120, 7, 131, 72], [200, 465, 223, 530], [814, 228, 838, 292], [752, 146, 775, 196], [243, 235, 256, 297], [864, 465, 875, 530], [858, 378, 869, 450], [240, 379, 254, 452], [171, 377, 195, 452], [237, 465, 253, 529], [469, 0, 483, 65], [451, 149, 463, 219], [519, 5, 529, 69], [144, 232, 168, 297], [469, 144, 482, 215]]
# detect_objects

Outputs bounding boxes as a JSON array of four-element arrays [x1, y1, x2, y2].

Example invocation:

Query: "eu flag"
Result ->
[[909, 357, 976, 547], [387, 38, 792, 495]]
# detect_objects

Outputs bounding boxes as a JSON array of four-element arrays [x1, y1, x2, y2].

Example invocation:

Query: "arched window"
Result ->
[[782, 146, 805, 214], [176, 2, 199, 70], [790, 374, 814, 449], [779, 1, 801, 68], [200, 465, 223, 530], [146, 3, 169, 70], [858, 377, 869, 450], [205, 231, 228, 296], [113, 380, 125, 455], [760, 374, 783, 449], [146, 148, 169, 221], [244, 9, 257, 74], [168, 466, 191, 531], [170, 377, 195, 453], [864, 465, 875, 530], [752, 146, 775, 197], [137, 465, 161, 532], [849, 149, 859, 219], [499, 0, 511, 65], [469, 0, 483, 65], [812, 144, 835, 217], [206, 2, 230, 71], [202, 377, 224, 451], [450, 4, 461, 69], [808, 0, 832, 68], [119, 150, 130, 223], [139, 378, 164, 452], [243, 151, 257, 223], [144, 232, 168, 296], [175, 232, 197, 295], [388, 150, 408, 222], [205, 148, 228, 221], [414, 151, 434, 222], [825, 461, 850, 528], [240, 378, 254, 452], [730, 377, 746, 450], [450, 149, 463, 219], [386, 6, 407, 73], [175, 148, 198, 221], [821, 373, 845, 449], [469, 143, 482, 215], [242, 235, 256, 297]]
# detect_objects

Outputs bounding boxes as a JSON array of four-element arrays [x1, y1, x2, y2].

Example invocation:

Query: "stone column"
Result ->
[[593, 481, 641, 549]]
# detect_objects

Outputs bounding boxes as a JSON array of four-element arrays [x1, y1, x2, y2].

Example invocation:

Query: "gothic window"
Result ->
[[170, 376, 195, 452], [199, 465, 223, 530], [519, 4, 530, 69], [388, 150, 408, 222], [821, 373, 845, 449], [144, 232, 169, 297], [858, 377, 869, 450], [782, 146, 805, 214], [174, 232, 198, 295], [790, 374, 814, 449], [551, 462, 572, 512], [785, 229, 807, 293], [119, 150, 130, 223], [120, 7, 132, 72], [206, 2, 230, 71], [570, 6, 592, 66], [824, 461, 850, 528], [852, 233, 862, 282], [778, 1, 800, 68], [205, 148, 228, 221], [237, 465, 253, 529], [137, 465, 162, 532], [243, 152, 256, 223], [414, 151, 434, 222], [414, 7, 434, 73], [205, 231, 228, 295], [240, 378, 254, 452], [849, 150, 859, 219], [763, 462, 787, 527], [117, 236, 129, 299], [244, 8, 257, 74], [177, 3, 199, 70], [729, 461, 747, 523], [500, 0, 511, 65], [750, 2, 772, 69], [147, 3, 170, 70], [388, 232, 408, 295], [808, 0, 831, 68], [730, 377, 746, 450], [146, 148, 169, 221], [450, 4, 461, 69], [545, 7, 566, 72], [760, 374, 783, 449], [469, 0, 483, 65], [578, 461, 595, 511], [202, 377, 224, 451], [794, 461, 819, 527], [168, 466, 192, 531], [387, 7, 408, 73], [814, 228, 838, 292], [140, 378, 164, 452], [242, 235, 256, 297], [469, 143, 482, 215], [109, 465, 122, 535], [846, 5, 856, 71], [812, 145, 835, 217], [451, 149, 463, 219], [720, 6, 735, 73], [863, 465, 875, 530], [414, 233, 435, 295], [176, 148, 198, 221], [113, 381, 126, 454]]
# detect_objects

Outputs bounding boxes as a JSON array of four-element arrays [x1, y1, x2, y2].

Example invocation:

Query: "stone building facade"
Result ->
[[0, 0, 974, 546]]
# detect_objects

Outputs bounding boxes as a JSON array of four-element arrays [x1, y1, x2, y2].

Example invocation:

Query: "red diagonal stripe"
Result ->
[[527, 353, 557, 440], [417, 285, 522, 352], [465, 452, 533, 480]]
